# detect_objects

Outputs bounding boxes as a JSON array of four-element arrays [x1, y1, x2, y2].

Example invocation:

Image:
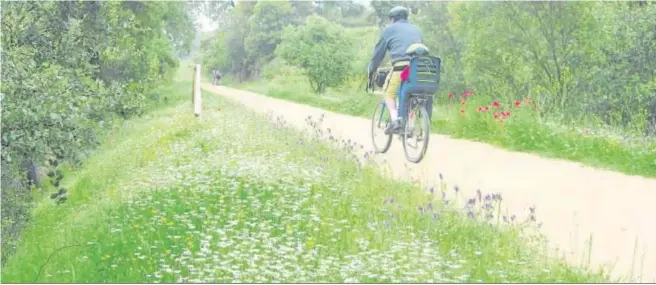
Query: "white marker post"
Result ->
[[193, 63, 202, 117]]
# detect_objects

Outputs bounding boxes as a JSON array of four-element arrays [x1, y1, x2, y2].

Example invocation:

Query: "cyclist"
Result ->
[[212, 70, 222, 86], [367, 6, 429, 134]]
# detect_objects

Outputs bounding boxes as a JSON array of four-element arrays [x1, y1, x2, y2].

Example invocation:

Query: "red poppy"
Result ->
[[484, 106, 490, 112], [463, 89, 474, 99], [460, 109, 465, 114], [503, 111, 512, 118], [514, 101, 521, 108], [492, 100, 500, 108], [448, 92, 455, 99], [460, 100, 467, 105], [477, 107, 483, 112], [525, 98, 533, 105], [493, 112, 500, 119]]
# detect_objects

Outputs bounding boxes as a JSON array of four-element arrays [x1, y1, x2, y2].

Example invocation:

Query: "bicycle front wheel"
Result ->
[[371, 101, 393, 153], [403, 99, 431, 163]]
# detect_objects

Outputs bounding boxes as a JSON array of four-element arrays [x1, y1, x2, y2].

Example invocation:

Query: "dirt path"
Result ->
[[203, 83, 656, 282]]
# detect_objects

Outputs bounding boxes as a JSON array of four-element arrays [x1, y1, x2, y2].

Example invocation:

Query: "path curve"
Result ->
[[203, 83, 656, 282]]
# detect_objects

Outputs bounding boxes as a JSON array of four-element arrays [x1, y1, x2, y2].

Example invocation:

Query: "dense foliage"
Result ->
[[1, 1, 195, 263], [411, 1, 656, 135], [277, 15, 354, 94], [198, 0, 368, 82]]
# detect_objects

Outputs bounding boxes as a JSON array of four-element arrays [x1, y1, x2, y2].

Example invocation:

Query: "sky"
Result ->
[[199, 13, 219, 32]]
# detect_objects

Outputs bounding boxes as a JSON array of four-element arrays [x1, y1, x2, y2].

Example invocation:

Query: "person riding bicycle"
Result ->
[[212, 70, 222, 86], [367, 6, 429, 134]]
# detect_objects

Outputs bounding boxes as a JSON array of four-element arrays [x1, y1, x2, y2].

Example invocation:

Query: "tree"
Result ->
[[277, 15, 354, 94], [1, 0, 195, 264], [290, 0, 316, 24], [245, 1, 295, 64]]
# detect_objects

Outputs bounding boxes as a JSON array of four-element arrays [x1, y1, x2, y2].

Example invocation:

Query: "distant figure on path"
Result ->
[[212, 70, 222, 86]]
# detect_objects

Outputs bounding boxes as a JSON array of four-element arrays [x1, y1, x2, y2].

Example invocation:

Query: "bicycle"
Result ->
[[366, 54, 441, 163]]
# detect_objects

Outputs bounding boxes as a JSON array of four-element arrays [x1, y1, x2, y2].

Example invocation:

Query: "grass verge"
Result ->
[[1, 79, 609, 283], [230, 77, 656, 178]]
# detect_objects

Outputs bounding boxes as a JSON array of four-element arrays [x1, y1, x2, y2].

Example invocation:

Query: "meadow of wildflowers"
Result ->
[[1, 83, 608, 283]]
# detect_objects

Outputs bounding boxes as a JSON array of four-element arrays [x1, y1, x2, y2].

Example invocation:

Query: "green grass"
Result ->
[[230, 76, 656, 178], [0, 75, 610, 282]]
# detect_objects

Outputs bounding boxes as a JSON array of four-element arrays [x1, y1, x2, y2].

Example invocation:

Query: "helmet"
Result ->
[[388, 6, 409, 21]]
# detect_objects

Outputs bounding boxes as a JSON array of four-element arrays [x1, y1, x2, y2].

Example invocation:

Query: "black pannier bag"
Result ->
[[375, 68, 390, 88]]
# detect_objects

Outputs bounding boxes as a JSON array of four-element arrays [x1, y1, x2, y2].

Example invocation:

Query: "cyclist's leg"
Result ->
[[382, 72, 399, 121], [382, 61, 408, 132]]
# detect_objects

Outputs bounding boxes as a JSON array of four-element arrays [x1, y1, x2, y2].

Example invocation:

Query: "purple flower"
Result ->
[[467, 211, 475, 219], [432, 213, 439, 221], [454, 185, 460, 193], [529, 205, 535, 214], [439, 173, 443, 180], [429, 187, 434, 194]]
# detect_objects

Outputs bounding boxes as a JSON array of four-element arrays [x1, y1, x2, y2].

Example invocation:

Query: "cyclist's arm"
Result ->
[[368, 29, 390, 72]]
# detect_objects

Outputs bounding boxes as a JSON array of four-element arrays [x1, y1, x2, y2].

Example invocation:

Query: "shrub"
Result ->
[[277, 15, 354, 94]]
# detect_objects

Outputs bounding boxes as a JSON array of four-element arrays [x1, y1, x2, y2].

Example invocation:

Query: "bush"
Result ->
[[277, 15, 354, 94]]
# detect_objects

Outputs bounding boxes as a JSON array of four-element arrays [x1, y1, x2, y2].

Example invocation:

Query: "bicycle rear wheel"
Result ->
[[371, 101, 393, 153], [402, 98, 430, 163]]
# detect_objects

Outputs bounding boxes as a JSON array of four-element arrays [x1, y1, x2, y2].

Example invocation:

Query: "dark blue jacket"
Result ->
[[368, 19, 424, 71]]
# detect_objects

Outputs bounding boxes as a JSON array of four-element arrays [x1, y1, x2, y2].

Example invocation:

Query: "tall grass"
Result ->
[[1, 82, 608, 283]]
